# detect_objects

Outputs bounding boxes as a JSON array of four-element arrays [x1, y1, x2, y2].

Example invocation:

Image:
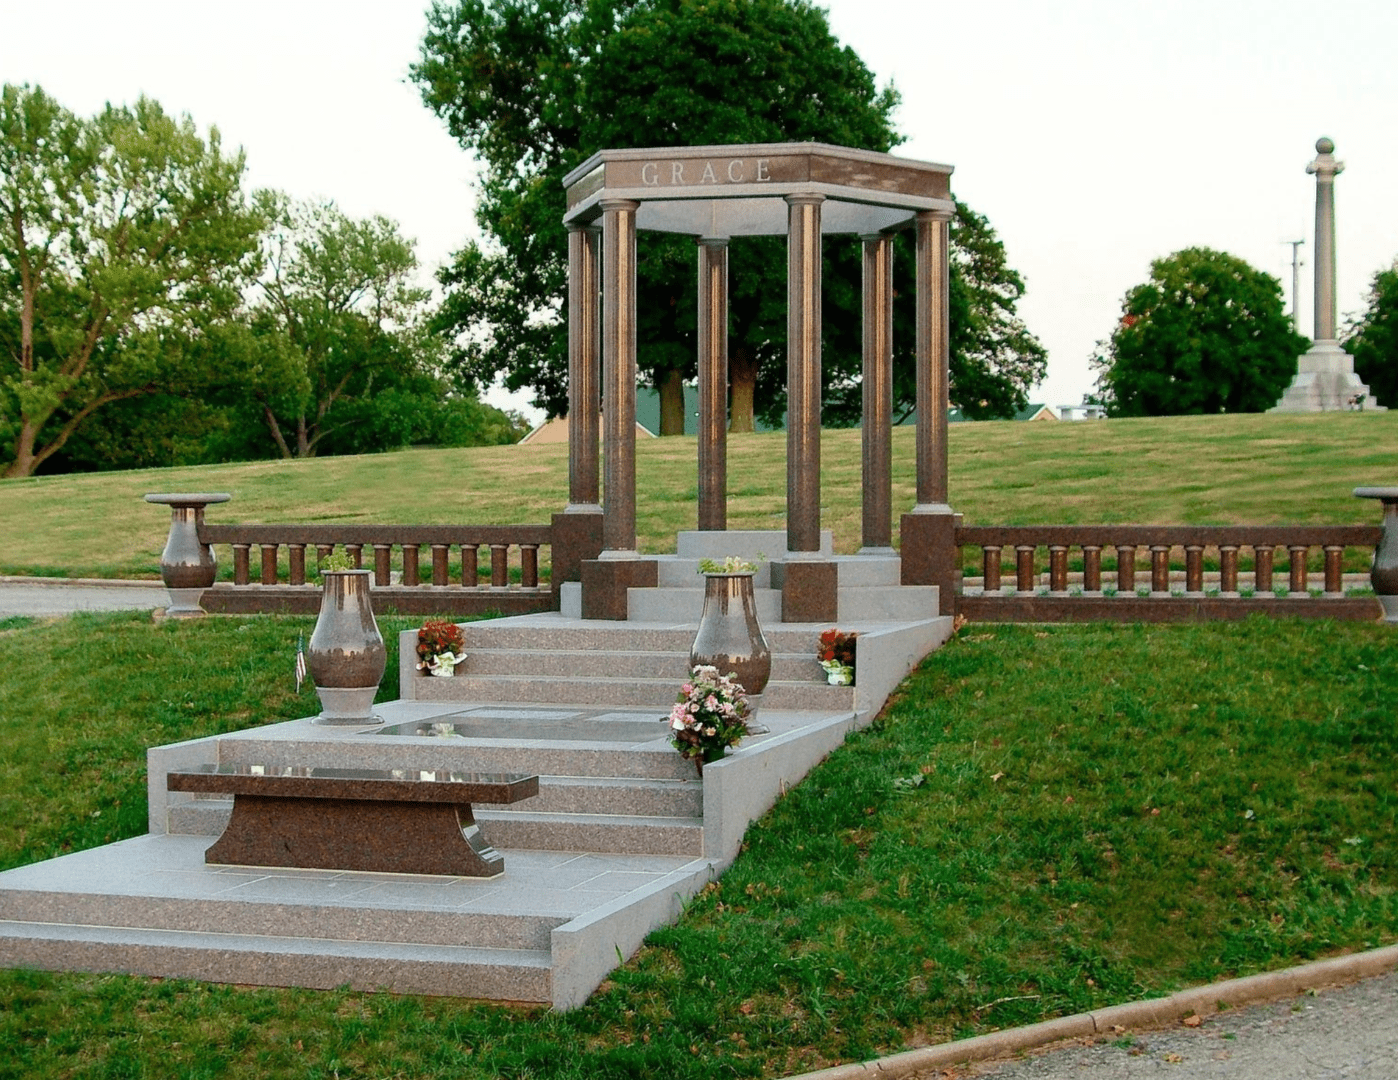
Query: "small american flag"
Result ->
[[295, 633, 307, 693]]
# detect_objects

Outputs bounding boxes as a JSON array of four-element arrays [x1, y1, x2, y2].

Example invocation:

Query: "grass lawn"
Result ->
[[1, 411, 1394, 579], [2, 611, 1395, 1078]]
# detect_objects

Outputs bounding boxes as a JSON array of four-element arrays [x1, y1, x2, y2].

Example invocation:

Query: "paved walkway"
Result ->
[[957, 972, 1398, 1079], [0, 577, 168, 617]]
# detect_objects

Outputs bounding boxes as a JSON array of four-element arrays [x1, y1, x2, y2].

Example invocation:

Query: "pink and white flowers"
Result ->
[[665, 665, 752, 770]]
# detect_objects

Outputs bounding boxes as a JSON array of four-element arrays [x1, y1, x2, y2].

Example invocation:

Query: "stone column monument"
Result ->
[[1271, 137, 1382, 412]]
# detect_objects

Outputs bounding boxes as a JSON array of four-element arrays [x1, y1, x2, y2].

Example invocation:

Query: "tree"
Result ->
[[0, 84, 264, 477], [1344, 260, 1398, 408], [1091, 247, 1307, 416], [243, 199, 436, 459], [415, 0, 1045, 431]]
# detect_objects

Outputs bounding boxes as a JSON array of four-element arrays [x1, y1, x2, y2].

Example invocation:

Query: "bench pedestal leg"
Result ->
[[205, 795, 505, 877]]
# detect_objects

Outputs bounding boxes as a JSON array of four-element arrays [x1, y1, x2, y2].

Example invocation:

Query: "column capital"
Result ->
[[566, 221, 601, 234], [917, 207, 954, 223], [598, 197, 641, 212], [698, 234, 730, 247], [1306, 137, 1345, 181], [784, 192, 826, 207]]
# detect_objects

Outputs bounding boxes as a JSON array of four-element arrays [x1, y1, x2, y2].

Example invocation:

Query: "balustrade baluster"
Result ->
[[232, 543, 251, 586], [983, 545, 1002, 593], [260, 544, 278, 585], [431, 544, 450, 587], [345, 544, 363, 569], [289, 544, 307, 586], [373, 544, 392, 587], [316, 544, 334, 569], [491, 544, 509, 588], [1254, 545, 1274, 594], [1219, 545, 1239, 597], [1116, 544, 1136, 594], [1150, 545, 1170, 596], [1288, 545, 1309, 595], [1323, 545, 1344, 597], [1049, 545, 1069, 594], [462, 544, 480, 588], [1185, 544, 1204, 596], [402, 544, 420, 587], [521, 544, 539, 589], [1083, 545, 1102, 593], [1015, 545, 1036, 593]]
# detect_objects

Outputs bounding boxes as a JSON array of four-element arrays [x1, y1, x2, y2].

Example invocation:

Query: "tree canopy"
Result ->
[[0, 83, 265, 477], [1091, 247, 1307, 417], [414, 0, 1045, 431], [1344, 259, 1398, 408]]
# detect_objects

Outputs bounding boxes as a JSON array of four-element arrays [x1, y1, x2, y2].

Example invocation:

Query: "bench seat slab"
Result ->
[[206, 794, 506, 877]]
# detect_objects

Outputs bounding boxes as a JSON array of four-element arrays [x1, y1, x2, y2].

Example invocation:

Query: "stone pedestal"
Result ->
[[1271, 341, 1381, 412], [900, 510, 959, 617], [580, 557, 658, 621], [551, 510, 605, 609], [776, 559, 838, 623]]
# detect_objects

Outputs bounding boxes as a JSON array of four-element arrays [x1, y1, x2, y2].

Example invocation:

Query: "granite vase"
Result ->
[[308, 569, 386, 724], [690, 572, 771, 697]]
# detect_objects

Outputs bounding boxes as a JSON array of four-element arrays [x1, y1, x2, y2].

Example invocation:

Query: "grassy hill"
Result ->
[[1, 411, 1394, 579]]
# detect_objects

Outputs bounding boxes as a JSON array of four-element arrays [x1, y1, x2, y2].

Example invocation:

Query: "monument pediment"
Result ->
[[563, 142, 953, 236]]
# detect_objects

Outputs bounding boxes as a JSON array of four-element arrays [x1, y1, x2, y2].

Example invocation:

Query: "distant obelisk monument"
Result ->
[[1272, 137, 1382, 411]]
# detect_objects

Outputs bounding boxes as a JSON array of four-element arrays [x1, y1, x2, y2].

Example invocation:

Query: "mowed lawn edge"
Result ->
[[0, 411, 1394, 579], [0, 612, 1394, 1079]]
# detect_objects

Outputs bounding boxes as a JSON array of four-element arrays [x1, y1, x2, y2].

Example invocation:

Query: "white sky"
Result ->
[[5, 0, 1396, 420]]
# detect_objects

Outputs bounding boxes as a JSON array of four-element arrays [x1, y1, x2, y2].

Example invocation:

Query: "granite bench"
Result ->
[[167, 764, 539, 878]]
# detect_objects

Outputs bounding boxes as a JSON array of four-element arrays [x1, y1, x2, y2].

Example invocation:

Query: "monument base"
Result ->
[[1270, 341, 1385, 412]]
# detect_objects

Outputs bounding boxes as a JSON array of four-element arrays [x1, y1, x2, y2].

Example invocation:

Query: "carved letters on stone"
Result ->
[[637, 158, 772, 187]]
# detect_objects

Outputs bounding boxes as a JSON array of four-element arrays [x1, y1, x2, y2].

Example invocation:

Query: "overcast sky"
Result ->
[[5, 0, 1396, 420]]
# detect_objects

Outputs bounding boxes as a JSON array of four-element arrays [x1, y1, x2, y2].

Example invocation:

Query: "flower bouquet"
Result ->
[[817, 628, 857, 685], [416, 619, 466, 677], [664, 665, 753, 772]]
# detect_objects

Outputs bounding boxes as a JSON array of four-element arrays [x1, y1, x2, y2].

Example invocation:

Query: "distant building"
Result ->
[[1058, 402, 1107, 421], [1016, 403, 1058, 422], [518, 414, 655, 445]]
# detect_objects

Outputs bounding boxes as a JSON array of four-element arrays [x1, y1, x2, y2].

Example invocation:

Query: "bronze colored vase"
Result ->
[[308, 570, 386, 724], [690, 572, 771, 696]]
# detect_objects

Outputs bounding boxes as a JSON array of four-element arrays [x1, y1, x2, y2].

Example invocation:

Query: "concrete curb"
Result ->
[[786, 943, 1398, 1080], [0, 575, 162, 589]]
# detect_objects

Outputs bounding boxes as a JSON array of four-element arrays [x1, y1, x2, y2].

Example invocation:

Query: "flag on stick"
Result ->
[[295, 633, 307, 693]]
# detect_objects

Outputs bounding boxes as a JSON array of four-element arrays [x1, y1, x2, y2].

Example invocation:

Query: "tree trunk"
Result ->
[[3, 421, 39, 478], [729, 344, 760, 433], [296, 415, 312, 458], [658, 367, 686, 436], [263, 405, 294, 459]]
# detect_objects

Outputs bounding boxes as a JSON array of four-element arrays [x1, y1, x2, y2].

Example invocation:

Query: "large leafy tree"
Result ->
[[0, 84, 264, 477], [1092, 247, 1307, 417], [242, 199, 437, 459], [414, 0, 1045, 431], [1344, 259, 1398, 408]]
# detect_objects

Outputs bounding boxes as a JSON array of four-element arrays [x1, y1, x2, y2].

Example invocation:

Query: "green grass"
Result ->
[[1, 411, 1394, 578], [2, 613, 1395, 1078]]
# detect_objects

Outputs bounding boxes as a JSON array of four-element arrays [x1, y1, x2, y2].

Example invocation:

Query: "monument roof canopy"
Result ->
[[562, 142, 953, 237]]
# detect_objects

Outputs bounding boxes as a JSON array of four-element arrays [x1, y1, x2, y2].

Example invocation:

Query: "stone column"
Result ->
[[566, 224, 601, 510], [785, 194, 824, 555], [697, 237, 729, 532], [1271, 138, 1382, 413], [552, 225, 607, 609], [913, 209, 952, 511], [860, 233, 895, 553], [601, 199, 640, 556], [1310, 137, 1342, 343], [901, 209, 958, 614]]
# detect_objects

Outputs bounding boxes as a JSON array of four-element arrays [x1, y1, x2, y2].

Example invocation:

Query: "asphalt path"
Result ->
[[0, 577, 169, 617], [955, 972, 1398, 1080]]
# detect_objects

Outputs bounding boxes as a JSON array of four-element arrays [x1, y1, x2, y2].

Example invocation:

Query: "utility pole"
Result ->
[[1285, 238, 1305, 333]]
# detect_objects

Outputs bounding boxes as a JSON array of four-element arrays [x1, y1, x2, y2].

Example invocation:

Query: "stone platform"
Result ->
[[0, 600, 952, 1007]]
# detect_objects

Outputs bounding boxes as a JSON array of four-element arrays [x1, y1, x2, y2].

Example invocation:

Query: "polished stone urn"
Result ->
[[308, 569, 386, 724], [144, 492, 230, 617], [1355, 487, 1398, 623], [690, 572, 771, 696]]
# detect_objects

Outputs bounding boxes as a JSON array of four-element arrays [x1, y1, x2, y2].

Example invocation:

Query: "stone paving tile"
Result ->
[[220, 875, 383, 902]]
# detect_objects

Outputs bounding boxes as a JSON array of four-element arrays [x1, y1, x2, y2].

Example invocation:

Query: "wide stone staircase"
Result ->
[[0, 533, 955, 1008]]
